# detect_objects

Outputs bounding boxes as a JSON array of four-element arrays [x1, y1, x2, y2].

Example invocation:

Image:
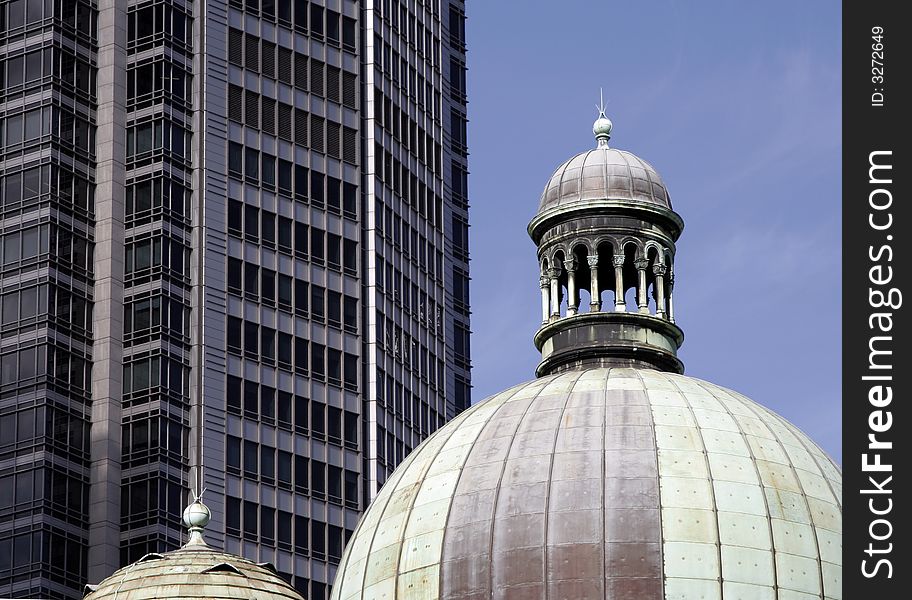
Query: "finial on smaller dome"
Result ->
[[593, 88, 612, 148], [182, 491, 211, 546]]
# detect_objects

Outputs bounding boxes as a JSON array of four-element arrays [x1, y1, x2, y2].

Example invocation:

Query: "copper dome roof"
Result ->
[[84, 502, 304, 600], [330, 368, 842, 600], [538, 148, 672, 215]]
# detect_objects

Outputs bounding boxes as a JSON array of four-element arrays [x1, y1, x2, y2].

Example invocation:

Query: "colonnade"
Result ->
[[540, 253, 675, 323]]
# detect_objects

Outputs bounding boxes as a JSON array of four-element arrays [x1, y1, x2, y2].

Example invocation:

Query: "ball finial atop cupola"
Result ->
[[182, 497, 211, 546], [593, 89, 613, 147]]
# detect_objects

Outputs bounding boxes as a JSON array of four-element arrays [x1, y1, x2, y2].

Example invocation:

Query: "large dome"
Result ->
[[330, 368, 841, 600], [538, 148, 672, 215]]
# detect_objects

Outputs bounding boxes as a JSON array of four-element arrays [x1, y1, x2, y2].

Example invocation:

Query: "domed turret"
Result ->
[[84, 500, 304, 600], [329, 106, 842, 600], [531, 113, 684, 376]]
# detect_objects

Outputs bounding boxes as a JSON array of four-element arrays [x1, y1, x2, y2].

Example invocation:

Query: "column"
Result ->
[[667, 273, 675, 323], [635, 258, 650, 314], [587, 255, 600, 312], [540, 275, 551, 324], [88, 0, 128, 581], [564, 258, 578, 316], [549, 267, 561, 320], [613, 255, 626, 312], [652, 263, 668, 319]]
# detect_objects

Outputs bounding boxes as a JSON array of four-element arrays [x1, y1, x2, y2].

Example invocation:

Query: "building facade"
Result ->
[[0, 0, 470, 598]]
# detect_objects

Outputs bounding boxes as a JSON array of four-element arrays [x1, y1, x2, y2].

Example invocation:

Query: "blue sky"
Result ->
[[465, 1, 842, 461]]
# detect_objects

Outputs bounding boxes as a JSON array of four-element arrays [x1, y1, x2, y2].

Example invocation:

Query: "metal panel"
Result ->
[[663, 541, 720, 579], [815, 527, 842, 563], [722, 581, 776, 600], [654, 425, 704, 451], [702, 429, 752, 456], [660, 477, 716, 510], [661, 507, 718, 543], [771, 519, 819, 558], [775, 552, 822, 595], [822, 560, 842, 599], [663, 577, 723, 600], [721, 545, 775, 585], [708, 452, 761, 484], [397, 565, 439, 600], [658, 449, 710, 478], [712, 481, 766, 514], [717, 511, 772, 549], [691, 408, 740, 432]]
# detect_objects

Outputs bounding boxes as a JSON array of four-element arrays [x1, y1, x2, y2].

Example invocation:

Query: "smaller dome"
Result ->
[[538, 147, 671, 214], [85, 500, 304, 600], [84, 546, 303, 600]]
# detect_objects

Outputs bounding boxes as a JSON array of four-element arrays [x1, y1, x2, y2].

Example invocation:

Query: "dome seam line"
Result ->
[[689, 376, 782, 595], [631, 369, 667, 594], [665, 374, 725, 597], [436, 383, 528, 598], [541, 370, 589, 600], [708, 381, 830, 597], [484, 374, 561, 596]]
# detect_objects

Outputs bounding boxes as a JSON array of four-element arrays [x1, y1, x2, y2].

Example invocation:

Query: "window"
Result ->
[[278, 160, 293, 193], [294, 455, 309, 493], [310, 286, 324, 320], [227, 258, 242, 294], [227, 376, 242, 414], [243, 500, 258, 536], [227, 436, 241, 471], [242, 382, 258, 420], [344, 353, 358, 389], [226, 496, 241, 535], [245, 147, 259, 181], [261, 506, 275, 541], [344, 412, 358, 448], [228, 142, 243, 176], [343, 296, 357, 332], [227, 317, 242, 354], [278, 450, 292, 487], [342, 17, 356, 51], [343, 239, 358, 274], [261, 446, 275, 482], [243, 440, 258, 477], [294, 396, 309, 433], [278, 392, 293, 429], [342, 182, 357, 217]]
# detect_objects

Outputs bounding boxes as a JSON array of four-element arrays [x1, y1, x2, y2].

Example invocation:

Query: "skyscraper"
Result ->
[[0, 1, 470, 598]]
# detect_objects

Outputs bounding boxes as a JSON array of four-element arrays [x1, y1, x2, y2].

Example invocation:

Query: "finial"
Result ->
[[182, 489, 211, 546], [593, 88, 612, 148]]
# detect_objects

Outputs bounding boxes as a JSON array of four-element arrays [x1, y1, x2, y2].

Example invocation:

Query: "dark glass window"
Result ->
[[227, 375, 242, 414], [228, 142, 243, 176], [243, 500, 258, 536], [243, 440, 258, 477], [227, 436, 241, 470]]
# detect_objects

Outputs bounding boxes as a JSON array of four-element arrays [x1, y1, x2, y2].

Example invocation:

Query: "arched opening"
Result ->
[[572, 243, 590, 314], [623, 242, 639, 312], [553, 250, 567, 316], [596, 240, 615, 310], [646, 246, 661, 314], [664, 250, 675, 321]]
